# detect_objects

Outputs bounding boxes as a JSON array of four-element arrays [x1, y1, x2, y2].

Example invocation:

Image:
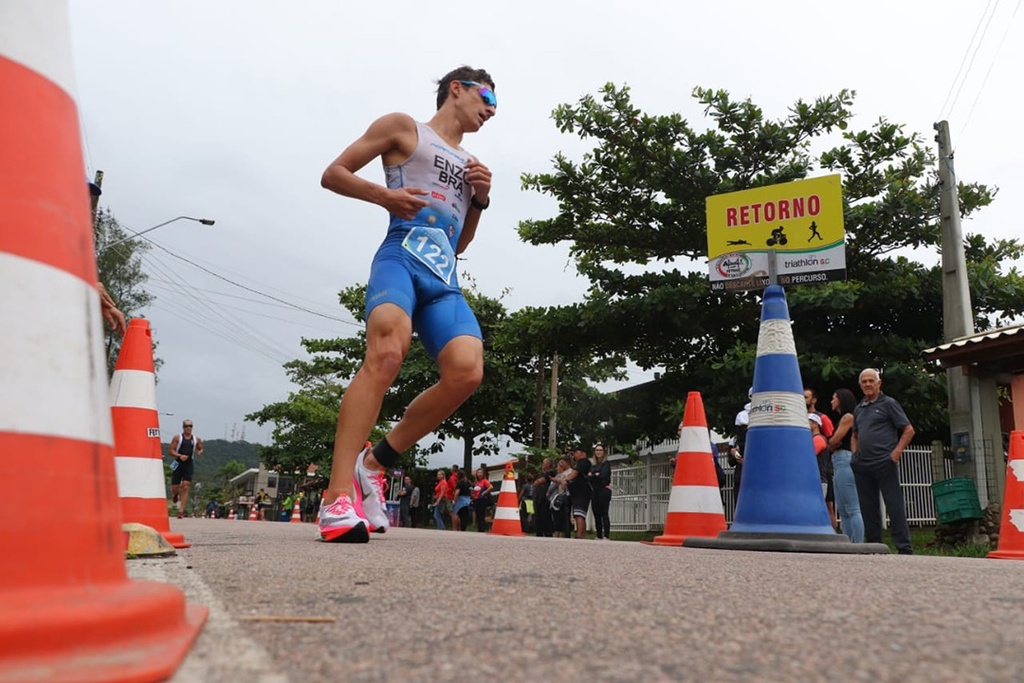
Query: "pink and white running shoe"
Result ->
[[355, 444, 390, 533], [318, 494, 369, 543]]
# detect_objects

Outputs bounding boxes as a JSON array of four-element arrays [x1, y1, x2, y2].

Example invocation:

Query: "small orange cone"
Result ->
[[291, 496, 303, 523], [650, 392, 727, 546], [989, 430, 1024, 560], [228, 509, 236, 520], [248, 503, 258, 521], [110, 318, 189, 548], [489, 461, 526, 536]]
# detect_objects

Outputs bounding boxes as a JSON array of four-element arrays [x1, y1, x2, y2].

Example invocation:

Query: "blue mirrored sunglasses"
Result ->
[[458, 80, 497, 108]]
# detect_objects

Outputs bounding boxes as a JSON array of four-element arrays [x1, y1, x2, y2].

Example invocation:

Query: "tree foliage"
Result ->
[[93, 208, 156, 376], [519, 84, 1024, 442]]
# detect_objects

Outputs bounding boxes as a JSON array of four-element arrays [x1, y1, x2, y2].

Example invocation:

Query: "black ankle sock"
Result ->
[[372, 437, 401, 468]]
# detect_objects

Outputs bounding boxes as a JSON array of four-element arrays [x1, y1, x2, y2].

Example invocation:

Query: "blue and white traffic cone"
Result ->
[[686, 285, 889, 553]]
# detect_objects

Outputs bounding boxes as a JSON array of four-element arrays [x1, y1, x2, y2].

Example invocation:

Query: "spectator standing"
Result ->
[[532, 458, 555, 538], [829, 388, 864, 543], [473, 466, 493, 532], [409, 481, 421, 528], [809, 414, 835, 529], [804, 387, 835, 438], [431, 469, 449, 531], [587, 444, 612, 540], [851, 368, 915, 555], [550, 458, 571, 538], [564, 445, 593, 539], [398, 475, 415, 528], [451, 470, 472, 531], [730, 389, 751, 508]]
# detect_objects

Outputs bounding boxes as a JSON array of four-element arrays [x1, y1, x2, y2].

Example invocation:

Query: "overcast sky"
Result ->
[[67, 1, 1023, 467]]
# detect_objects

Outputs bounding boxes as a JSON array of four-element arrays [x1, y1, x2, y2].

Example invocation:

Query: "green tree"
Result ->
[[93, 208, 156, 376], [519, 84, 1024, 443]]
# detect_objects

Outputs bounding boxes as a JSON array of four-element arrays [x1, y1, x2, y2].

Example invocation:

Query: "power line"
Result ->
[[957, 0, 1022, 145], [936, 0, 998, 121]]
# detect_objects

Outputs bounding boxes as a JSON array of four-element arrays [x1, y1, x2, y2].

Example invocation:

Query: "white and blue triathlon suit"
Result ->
[[365, 121, 481, 359]]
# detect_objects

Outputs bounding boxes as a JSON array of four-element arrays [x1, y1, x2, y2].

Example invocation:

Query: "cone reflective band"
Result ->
[[0, 3, 206, 679], [651, 392, 726, 546], [989, 430, 1024, 560], [489, 462, 525, 536], [111, 318, 189, 547]]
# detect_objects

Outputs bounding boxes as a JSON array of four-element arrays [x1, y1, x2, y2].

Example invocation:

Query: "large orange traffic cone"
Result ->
[[650, 392, 727, 546], [249, 503, 259, 521], [989, 430, 1024, 560], [0, 5, 207, 679], [489, 461, 526, 536], [111, 318, 189, 548], [291, 496, 303, 523]]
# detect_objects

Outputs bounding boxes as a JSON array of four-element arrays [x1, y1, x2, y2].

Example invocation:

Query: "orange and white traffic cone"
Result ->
[[489, 461, 526, 536], [989, 430, 1024, 560], [650, 392, 727, 546], [249, 504, 258, 522], [110, 318, 189, 548], [291, 497, 303, 523], [228, 508, 236, 520], [0, 4, 206, 679]]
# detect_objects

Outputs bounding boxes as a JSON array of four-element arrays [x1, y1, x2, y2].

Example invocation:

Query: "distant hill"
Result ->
[[163, 439, 261, 485]]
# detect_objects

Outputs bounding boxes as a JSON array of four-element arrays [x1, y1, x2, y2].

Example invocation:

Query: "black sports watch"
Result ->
[[470, 195, 490, 211]]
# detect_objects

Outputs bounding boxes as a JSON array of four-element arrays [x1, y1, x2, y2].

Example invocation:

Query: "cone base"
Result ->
[[987, 550, 1024, 560], [489, 523, 525, 537], [0, 580, 208, 683], [685, 531, 891, 554], [162, 530, 191, 549]]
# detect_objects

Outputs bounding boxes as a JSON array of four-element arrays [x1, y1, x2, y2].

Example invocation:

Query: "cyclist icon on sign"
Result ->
[[766, 226, 788, 247]]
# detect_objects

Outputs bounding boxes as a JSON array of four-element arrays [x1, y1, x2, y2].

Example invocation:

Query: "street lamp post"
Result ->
[[100, 215, 215, 253]]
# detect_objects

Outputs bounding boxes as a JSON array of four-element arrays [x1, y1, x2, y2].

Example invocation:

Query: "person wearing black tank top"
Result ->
[[829, 388, 864, 543]]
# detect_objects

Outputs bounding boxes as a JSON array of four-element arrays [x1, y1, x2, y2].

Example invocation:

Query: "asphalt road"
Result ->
[[126, 518, 1024, 683]]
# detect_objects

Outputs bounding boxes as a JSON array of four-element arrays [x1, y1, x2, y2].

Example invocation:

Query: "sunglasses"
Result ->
[[458, 80, 497, 108], [183, 424, 193, 428]]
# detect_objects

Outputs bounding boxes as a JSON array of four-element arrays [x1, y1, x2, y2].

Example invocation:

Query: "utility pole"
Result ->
[[547, 352, 559, 449], [533, 357, 545, 448], [934, 121, 985, 496]]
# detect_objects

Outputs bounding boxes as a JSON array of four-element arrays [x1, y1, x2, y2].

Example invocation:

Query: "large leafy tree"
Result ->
[[519, 84, 1024, 443], [93, 208, 155, 376]]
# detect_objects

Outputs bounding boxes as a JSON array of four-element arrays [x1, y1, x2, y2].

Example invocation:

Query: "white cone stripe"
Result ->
[[0, 254, 114, 445], [109, 369, 158, 410], [1008, 461, 1024, 483], [0, 0, 77, 98], [755, 319, 797, 356], [499, 478, 517, 493], [678, 425, 712, 454], [748, 392, 809, 429], [494, 507, 520, 521], [1009, 510, 1024, 533], [666, 485, 725, 514], [115, 456, 168, 499]]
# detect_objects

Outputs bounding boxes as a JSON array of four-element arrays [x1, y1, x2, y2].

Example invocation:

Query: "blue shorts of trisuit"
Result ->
[[365, 228, 481, 359]]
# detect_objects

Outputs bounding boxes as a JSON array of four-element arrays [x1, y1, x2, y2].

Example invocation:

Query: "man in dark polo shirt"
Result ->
[[851, 368, 916, 554]]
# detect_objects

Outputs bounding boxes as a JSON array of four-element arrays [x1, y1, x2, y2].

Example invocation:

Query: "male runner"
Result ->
[[317, 66, 496, 542]]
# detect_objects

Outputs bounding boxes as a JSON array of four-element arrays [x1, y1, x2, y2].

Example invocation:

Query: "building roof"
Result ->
[[921, 323, 1024, 374]]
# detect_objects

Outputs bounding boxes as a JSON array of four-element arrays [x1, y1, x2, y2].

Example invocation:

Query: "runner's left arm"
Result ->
[[456, 157, 491, 255]]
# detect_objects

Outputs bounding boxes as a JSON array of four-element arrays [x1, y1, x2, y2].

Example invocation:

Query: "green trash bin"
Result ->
[[931, 477, 983, 524]]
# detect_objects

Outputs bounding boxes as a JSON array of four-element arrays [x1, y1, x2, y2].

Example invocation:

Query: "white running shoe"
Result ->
[[318, 494, 369, 543], [355, 445, 390, 533]]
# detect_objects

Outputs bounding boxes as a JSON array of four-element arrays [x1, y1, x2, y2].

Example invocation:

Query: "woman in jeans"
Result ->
[[431, 469, 449, 530], [829, 388, 864, 543]]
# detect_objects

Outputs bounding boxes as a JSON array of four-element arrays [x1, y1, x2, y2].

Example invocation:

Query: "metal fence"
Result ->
[[609, 444, 984, 532]]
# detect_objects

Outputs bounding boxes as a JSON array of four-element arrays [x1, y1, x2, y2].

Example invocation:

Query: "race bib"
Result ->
[[402, 226, 456, 284]]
